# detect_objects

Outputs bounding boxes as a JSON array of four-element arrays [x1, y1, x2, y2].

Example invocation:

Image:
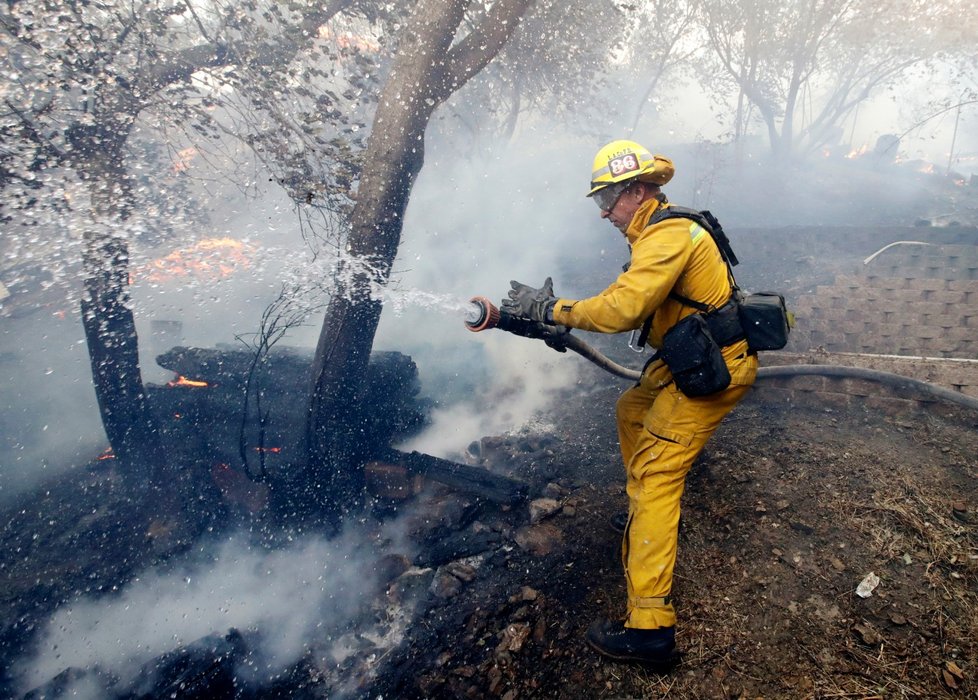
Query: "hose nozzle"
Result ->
[[465, 296, 502, 332]]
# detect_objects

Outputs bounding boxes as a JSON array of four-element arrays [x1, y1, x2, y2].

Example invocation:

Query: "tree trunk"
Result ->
[[81, 233, 167, 484], [74, 114, 169, 495], [306, 0, 533, 521], [306, 0, 461, 522]]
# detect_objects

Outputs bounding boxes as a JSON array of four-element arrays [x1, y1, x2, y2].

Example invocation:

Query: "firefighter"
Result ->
[[500, 139, 757, 666]]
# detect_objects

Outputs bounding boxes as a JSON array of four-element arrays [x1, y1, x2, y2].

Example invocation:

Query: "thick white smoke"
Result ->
[[15, 528, 401, 697]]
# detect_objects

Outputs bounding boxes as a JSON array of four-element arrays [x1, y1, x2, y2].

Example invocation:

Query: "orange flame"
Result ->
[[172, 147, 199, 174], [845, 144, 869, 159], [97, 448, 115, 461], [133, 238, 256, 284], [167, 375, 209, 388], [254, 447, 283, 453], [317, 26, 380, 52]]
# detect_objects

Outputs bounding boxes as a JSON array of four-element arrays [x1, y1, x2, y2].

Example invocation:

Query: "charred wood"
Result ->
[[148, 346, 428, 522], [380, 449, 528, 505]]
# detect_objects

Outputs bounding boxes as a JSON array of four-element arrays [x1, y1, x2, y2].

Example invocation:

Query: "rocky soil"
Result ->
[[2, 361, 976, 699], [365, 363, 978, 699]]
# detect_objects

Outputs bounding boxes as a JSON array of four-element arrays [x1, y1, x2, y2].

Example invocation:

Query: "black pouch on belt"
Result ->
[[738, 292, 791, 351], [661, 314, 732, 397]]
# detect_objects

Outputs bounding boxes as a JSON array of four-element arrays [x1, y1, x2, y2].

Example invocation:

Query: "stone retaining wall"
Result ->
[[748, 350, 978, 423]]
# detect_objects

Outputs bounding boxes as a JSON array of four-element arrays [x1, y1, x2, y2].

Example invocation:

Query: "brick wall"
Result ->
[[786, 242, 978, 358], [748, 351, 978, 423]]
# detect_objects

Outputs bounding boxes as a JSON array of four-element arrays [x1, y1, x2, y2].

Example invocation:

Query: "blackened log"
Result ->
[[127, 629, 246, 698], [381, 449, 527, 505], [150, 347, 428, 501]]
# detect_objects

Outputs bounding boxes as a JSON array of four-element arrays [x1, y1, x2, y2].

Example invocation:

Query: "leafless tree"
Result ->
[[691, 0, 972, 158]]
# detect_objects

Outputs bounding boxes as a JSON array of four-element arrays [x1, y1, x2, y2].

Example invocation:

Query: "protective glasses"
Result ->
[[592, 181, 631, 212]]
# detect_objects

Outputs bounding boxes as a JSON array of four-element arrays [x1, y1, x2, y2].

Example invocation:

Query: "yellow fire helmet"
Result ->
[[587, 139, 675, 197]]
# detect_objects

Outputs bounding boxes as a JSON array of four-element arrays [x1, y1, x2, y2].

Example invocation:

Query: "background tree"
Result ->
[[616, 0, 699, 138], [443, 1, 625, 144], [691, 0, 971, 159]]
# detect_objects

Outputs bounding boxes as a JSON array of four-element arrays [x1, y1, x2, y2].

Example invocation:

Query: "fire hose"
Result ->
[[465, 296, 978, 413]]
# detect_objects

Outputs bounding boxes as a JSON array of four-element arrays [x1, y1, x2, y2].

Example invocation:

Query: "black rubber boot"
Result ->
[[585, 618, 679, 668]]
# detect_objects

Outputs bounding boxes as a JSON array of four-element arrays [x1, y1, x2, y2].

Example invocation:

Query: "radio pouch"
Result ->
[[661, 314, 731, 397], [738, 292, 791, 351]]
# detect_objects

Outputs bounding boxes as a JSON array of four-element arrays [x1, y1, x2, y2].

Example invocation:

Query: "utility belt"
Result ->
[[635, 203, 792, 397], [647, 291, 790, 397]]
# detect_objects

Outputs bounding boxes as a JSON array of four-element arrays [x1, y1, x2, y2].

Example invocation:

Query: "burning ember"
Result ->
[[317, 25, 380, 53], [254, 447, 283, 454], [167, 375, 210, 388], [132, 237, 256, 285], [171, 147, 199, 174], [96, 448, 115, 461]]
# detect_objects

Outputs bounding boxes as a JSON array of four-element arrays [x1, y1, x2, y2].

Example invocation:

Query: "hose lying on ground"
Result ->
[[463, 297, 978, 412], [561, 334, 978, 413]]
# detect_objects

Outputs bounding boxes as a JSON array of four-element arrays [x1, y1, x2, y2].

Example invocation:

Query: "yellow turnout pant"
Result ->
[[617, 349, 756, 629]]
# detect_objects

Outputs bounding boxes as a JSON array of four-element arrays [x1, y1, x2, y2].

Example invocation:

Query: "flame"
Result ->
[[845, 144, 869, 159], [254, 447, 283, 453], [172, 146, 199, 174], [97, 448, 115, 461], [918, 162, 935, 174], [132, 237, 256, 284], [167, 375, 209, 387], [317, 25, 380, 53]]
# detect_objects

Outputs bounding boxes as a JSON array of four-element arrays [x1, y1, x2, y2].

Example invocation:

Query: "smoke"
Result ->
[[14, 526, 404, 697], [398, 330, 574, 457], [367, 129, 608, 455], [0, 312, 106, 506]]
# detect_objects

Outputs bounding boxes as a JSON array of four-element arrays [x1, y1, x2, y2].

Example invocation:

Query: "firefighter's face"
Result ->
[[600, 182, 642, 234]]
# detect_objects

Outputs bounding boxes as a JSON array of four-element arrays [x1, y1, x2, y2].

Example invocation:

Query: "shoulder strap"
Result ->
[[646, 205, 740, 269], [645, 204, 740, 313], [668, 291, 713, 313]]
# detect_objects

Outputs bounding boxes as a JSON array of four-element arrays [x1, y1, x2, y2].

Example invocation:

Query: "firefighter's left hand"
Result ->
[[540, 323, 571, 353], [501, 277, 557, 324]]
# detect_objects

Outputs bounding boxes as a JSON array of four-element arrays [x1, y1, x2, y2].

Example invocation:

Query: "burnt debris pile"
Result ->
[[147, 346, 428, 519]]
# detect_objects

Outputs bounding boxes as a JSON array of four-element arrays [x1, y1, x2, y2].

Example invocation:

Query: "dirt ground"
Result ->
[[370, 362, 978, 700], [2, 361, 977, 699]]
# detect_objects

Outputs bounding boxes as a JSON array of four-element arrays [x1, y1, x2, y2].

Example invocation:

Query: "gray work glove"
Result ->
[[501, 277, 558, 324]]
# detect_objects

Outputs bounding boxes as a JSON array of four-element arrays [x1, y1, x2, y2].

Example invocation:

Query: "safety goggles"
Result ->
[[592, 181, 631, 212]]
